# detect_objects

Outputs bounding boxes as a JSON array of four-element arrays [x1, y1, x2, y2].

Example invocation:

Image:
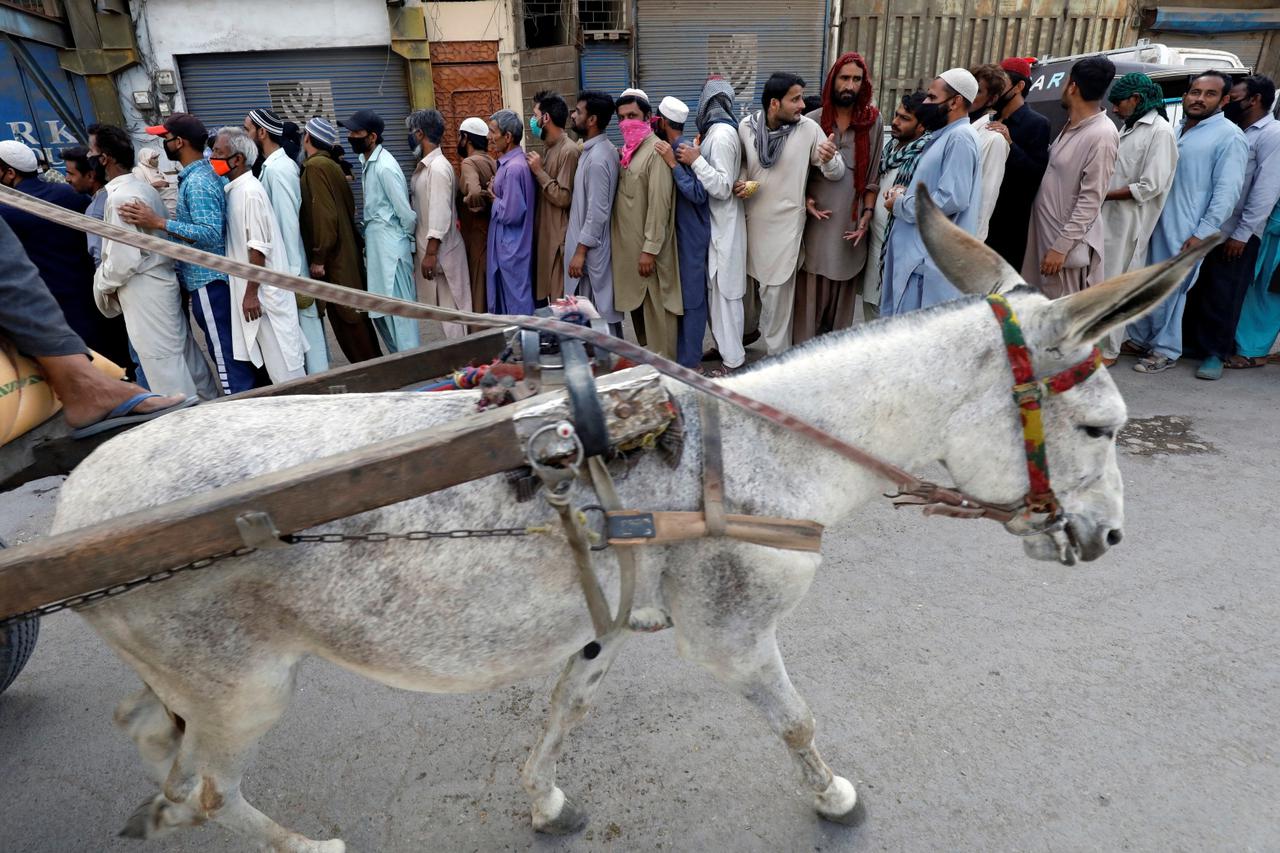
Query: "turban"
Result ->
[[1109, 72, 1168, 126]]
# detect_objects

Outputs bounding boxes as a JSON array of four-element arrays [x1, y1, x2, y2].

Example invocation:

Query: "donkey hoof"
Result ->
[[628, 607, 672, 633], [533, 794, 589, 836], [815, 776, 866, 827]]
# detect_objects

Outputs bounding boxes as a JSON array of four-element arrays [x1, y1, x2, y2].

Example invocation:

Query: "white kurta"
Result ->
[[411, 147, 471, 339], [738, 114, 845, 287], [1101, 111, 1178, 278], [260, 147, 329, 373], [690, 121, 748, 368], [223, 172, 307, 381], [971, 114, 1010, 242]]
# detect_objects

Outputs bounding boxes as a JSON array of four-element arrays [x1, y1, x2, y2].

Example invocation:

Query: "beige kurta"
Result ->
[[739, 114, 846, 287], [1101, 111, 1179, 277], [533, 134, 580, 301], [1021, 109, 1119, 298], [411, 148, 471, 338], [610, 134, 681, 359], [800, 108, 881, 281], [458, 152, 496, 313]]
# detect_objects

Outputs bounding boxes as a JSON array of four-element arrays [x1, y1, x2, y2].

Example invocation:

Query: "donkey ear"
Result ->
[[1042, 235, 1225, 350], [916, 184, 1026, 296]]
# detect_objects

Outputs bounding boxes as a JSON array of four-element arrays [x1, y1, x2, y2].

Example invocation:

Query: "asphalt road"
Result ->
[[1, 361, 1277, 852]]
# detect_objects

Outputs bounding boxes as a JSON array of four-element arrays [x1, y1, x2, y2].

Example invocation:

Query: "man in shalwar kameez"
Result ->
[[213, 128, 307, 384], [409, 109, 471, 339], [527, 91, 579, 304], [1021, 56, 1118, 299], [1233, 199, 1280, 361], [882, 69, 982, 316], [796, 52, 881, 344], [737, 73, 844, 354], [610, 89, 682, 360], [487, 109, 536, 316], [679, 78, 747, 371], [1127, 72, 1248, 374], [564, 91, 621, 332], [654, 95, 711, 369], [342, 110, 419, 353], [1100, 73, 1178, 362], [247, 108, 330, 374]]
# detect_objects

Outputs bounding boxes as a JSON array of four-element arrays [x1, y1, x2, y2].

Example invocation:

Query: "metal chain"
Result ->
[[0, 526, 542, 630]]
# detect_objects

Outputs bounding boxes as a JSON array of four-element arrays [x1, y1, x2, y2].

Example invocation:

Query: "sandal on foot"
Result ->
[[1133, 355, 1175, 374], [1119, 341, 1148, 357], [71, 394, 198, 439], [1225, 356, 1267, 369]]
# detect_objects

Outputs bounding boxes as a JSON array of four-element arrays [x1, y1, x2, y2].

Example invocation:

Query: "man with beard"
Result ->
[[1127, 71, 1247, 374], [1021, 55, 1118, 299], [678, 78, 746, 373], [653, 96, 710, 368], [1186, 74, 1280, 378], [342, 109, 419, 352], [984, 57, 1051, 269], [486, 109, 536, 315], [881, 68, 982, 315], [796, 52, 881, 344], [966, 64, 1011, 241], [1099, 73, 1178, 364], [737, 72, 843, 354], [859, 91, 929, 321], [246, 108, 329, 373], [409, 108, 471, 339], [526, 91, 579, 304], [564, 90, 620, 332], [120, 113, 251, 395], [457, 117, 496, 313], [610, 89, 681, 359]]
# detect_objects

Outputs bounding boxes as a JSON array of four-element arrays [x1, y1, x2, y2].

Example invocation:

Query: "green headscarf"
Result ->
[[1109, 72, 1168, 127]]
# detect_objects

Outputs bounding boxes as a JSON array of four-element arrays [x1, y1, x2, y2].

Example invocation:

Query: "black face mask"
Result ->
[[915, 100, 951, 133], [348, 135, 371, 156], [456, 139, 468, 159], [408, 132, 420, 153], [968, 107, 989, 123], [1222, 99, 1247, 124], [162, 140, 181, 161]]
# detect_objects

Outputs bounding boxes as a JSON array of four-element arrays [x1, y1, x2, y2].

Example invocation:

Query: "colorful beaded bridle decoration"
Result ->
[[986, 293, 1104, 519]]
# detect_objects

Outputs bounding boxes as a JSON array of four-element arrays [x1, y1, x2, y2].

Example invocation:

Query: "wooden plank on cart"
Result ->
[[0, 367, 675, 622], [0, 330, 508, 493]]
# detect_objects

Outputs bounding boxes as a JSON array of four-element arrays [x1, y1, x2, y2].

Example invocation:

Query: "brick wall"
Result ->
[[518, 45, 579, 152], [579, 0, 624, 32]]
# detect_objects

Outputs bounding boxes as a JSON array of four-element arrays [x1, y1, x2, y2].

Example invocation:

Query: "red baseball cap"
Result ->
[[144, 113, 208, 144], [1001, 57, 1034, 79]]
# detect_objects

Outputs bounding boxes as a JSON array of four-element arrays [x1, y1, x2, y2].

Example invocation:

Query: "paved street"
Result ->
[[1, 361, 1277, 852]]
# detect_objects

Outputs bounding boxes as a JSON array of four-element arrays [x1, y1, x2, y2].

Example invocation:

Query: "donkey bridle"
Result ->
[[0, 184, 1105, 538]]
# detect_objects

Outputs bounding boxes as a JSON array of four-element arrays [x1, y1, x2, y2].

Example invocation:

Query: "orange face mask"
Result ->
[[210, 157, 232, 177]]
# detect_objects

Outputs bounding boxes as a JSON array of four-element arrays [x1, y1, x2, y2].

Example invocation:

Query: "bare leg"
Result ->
[[35, 354, 184, 427], [683, 627, 864, 826], [521, 631, 628, 834]]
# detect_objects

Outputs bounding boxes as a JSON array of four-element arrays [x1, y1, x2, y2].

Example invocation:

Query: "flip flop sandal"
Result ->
[[1224, 356, 1267, 369], [1133, 355, 1175, 374], [71, 394, 198, 439]]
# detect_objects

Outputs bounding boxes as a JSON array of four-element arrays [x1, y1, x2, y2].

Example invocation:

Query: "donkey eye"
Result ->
[[1080, 425, 1114, 439]]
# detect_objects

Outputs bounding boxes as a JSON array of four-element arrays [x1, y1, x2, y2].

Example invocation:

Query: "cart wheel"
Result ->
[[0, 537, 39, 695]]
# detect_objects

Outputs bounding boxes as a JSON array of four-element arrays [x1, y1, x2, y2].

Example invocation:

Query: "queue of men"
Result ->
[[2, 54, 1278, 408]]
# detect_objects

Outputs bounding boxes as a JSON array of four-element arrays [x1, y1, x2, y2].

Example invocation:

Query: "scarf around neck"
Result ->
[[1109, 72, 1168, 128], [752, 111, 798, 169], [619, 119, 653, 169]]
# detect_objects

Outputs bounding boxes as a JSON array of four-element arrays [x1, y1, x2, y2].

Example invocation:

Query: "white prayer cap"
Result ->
[[459, 116, 489, 136], [0, 140, 37, 173], [938, 68, 979, 103], [658, 96, 689, 125], [619, 87, 649, 103]]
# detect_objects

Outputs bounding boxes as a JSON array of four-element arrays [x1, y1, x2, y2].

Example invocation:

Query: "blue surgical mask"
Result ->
[[529, 115, 544, 140]]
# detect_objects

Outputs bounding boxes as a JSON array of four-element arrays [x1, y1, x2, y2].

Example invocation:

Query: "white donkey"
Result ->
[[49, 205, 1214, 851]]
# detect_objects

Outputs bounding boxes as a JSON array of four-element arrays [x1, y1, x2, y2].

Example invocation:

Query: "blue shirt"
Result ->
[[1224, 112, 1280, 243], [167, 159, 227, 291], [1147, 111, 1248, 265], [671, 133, 711, 291]]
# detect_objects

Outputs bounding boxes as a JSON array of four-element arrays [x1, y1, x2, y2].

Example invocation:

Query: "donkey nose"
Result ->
[[1106, 529, 1123, 546]]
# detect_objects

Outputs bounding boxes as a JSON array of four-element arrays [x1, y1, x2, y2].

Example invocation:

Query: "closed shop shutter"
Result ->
[[635, 0, 826, 126], [580, 40, 632, 147], [177, 47, 414, 212], [1150, 32, 1266, 70]]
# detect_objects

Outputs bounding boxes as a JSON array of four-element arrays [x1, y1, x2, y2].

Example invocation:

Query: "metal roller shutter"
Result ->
[[636, 0, 827, 127], [580, 40, 632, 147], [177, 47, 414, 213], [1151, 32, 1266, 71]]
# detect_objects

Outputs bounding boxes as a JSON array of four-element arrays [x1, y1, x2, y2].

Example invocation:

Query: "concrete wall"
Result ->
[[118, 0, 522, 133]]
